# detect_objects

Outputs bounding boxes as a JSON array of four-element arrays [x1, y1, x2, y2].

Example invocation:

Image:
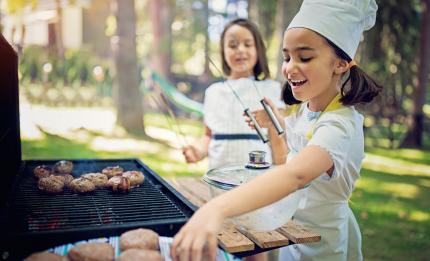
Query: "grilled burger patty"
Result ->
[[69, 177, 96, 193]]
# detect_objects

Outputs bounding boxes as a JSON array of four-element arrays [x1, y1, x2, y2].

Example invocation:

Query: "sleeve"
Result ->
[[307, 114, 354, 179]]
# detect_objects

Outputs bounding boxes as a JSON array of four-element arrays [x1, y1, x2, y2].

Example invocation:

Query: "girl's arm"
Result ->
[[171, 145, 333, 261], [182, 126, 211, 163]]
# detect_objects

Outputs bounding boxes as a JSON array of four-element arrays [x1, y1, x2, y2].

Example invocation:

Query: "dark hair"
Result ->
[[282, 36, 383, 106], [220, 18, 270, 80]]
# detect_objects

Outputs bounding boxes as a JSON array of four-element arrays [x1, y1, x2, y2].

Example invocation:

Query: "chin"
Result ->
[[292, 92, 306, 102]]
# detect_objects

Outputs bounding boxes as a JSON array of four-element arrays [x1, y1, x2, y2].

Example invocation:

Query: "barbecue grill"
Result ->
[[0, 35, 196, 260]]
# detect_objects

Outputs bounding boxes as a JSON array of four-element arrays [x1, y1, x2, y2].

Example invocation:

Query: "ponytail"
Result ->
[[339, 65, 382, 106]]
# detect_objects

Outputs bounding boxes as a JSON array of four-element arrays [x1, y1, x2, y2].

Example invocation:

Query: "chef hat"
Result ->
[[287, 0, 377, 59]]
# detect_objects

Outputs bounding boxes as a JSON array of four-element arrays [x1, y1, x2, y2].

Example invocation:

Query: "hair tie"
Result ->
[[349, 60, 358, 68]]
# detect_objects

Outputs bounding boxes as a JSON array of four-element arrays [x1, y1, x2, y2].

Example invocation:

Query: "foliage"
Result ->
[[19, 45, 113, 95], [361, 0, 425, 148], [20, 45, 47, 83]]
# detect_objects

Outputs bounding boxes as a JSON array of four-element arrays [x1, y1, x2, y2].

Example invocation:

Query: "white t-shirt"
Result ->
[[280, 102, 364, 261], [203, 77, 283, 169]]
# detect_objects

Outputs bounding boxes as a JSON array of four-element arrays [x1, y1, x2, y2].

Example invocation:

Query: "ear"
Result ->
[[334, 59, 349, 75]]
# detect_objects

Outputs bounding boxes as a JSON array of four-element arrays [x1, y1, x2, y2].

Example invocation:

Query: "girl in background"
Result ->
[[182, 18, 283, 171]]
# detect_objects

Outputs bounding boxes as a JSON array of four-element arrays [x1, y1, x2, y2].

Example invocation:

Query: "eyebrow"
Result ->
[[282, 46, 315, 53], [227, 38, 254, 43]]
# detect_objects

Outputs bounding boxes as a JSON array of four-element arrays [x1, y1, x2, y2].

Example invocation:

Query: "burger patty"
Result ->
[[69, 177, 96, 193], [68, 242, 114, 261], [24, 251, 67, 261], [81, 173, 108, 188], [119, 228, 160, 251], [118, 248, 164, 261], [33, 165, 53, 179], [122, 171, 145, 187], [37, 175, 65, 194], [102, 166, 124, 178]]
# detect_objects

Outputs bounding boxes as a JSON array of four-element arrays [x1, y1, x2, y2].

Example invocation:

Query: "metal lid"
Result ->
[[203, 151, 271, 190]]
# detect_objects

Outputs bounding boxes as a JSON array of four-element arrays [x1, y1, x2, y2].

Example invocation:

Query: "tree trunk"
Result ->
[[112, 0, 144, 132], [149, 0, 173, 80], [55, 0, 65, 60], [202, 0, 212, 81], [247, 0, 259, 23], [275, 0, 301, 80], [402, 0, 430, 147]]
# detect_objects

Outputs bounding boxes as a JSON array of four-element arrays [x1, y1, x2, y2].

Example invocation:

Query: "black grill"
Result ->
[[1, 159, 195, 259]]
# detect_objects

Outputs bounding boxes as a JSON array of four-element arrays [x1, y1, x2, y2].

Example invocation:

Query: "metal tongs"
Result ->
[[250, 79, 285, 136], [208, 58, 284, 143]]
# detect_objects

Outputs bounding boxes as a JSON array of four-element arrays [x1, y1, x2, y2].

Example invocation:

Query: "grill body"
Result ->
[[0, 159, 195, 259]]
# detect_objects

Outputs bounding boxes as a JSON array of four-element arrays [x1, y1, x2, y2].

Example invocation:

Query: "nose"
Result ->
[[237, 43, 246, 53], [282, 59, 297, 79]]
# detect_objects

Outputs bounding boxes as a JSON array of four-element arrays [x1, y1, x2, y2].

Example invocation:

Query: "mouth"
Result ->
[[289, 79, 307, 88], [235, 57, 248, 63]]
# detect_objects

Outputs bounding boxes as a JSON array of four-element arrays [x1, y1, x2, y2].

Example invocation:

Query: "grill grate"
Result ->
[[2, 159, 195, 259]]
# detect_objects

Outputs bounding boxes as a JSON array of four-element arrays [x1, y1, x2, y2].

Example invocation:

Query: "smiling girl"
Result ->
[[173, 1, 382, 260], [182, 18, 283, 171]]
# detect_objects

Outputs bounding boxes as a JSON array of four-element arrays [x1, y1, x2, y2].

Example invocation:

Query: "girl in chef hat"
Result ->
[[171, 1, 382, 260]]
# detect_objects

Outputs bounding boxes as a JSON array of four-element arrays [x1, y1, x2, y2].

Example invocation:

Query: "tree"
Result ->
[[402, 0, 430, 147], [202, 0, 211, 80], [361, 0, 422, 148], [274, 0, 301, 80], [112, 0, 144, 132], [149, 0, 173, 80], [53, 0, 65, 59], [247, 0, 277, 45]]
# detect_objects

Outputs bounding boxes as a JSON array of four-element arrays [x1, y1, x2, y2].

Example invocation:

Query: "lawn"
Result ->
[[21, 105, 430, 261]]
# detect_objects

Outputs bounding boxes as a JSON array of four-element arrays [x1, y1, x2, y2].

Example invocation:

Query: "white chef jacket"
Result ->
[[203, 77, 283, 169], [279, 102, 364, 261]]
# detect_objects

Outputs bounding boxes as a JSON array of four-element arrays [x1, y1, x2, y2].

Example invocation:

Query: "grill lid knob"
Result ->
[[246, 151, 270, 169]]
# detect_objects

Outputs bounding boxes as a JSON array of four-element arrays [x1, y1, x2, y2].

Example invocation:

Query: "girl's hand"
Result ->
[[244, 97, 285, 130], [182, 145, 204, 163], [171, 204, 223, 261]]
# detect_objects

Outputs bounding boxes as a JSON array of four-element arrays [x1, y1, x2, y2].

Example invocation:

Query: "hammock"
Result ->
[[150, 72, 204, 118]]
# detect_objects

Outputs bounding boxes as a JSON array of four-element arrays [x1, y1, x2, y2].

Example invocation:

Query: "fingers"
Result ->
[[182, 145, 199, 163], [172, 232, 213, 261], [206, 233, 217, 261], [263, 97, 285, 126], [171, 230, 184, 261], [190, 234, 207, 261]]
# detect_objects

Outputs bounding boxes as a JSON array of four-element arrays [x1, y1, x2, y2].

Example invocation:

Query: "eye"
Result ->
[[301, 57, 312, 62], [228, 42, 238, 48], [283, 56, 291, 62]]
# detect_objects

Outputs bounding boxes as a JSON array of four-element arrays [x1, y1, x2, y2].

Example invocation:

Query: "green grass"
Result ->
[[22, 113, 207, 178], [353, 149, 430, 260], [21, 113, 430, 260]]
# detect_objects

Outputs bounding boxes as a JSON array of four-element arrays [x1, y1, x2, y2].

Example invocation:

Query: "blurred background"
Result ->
[[1, 0, 429, 260]]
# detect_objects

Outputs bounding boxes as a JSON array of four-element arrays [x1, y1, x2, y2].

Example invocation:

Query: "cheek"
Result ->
[[281, 62, 288, 78], [224, 51, 234, 64]]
